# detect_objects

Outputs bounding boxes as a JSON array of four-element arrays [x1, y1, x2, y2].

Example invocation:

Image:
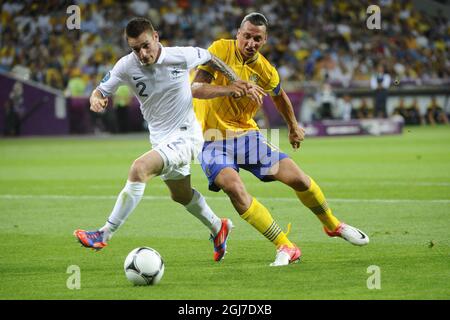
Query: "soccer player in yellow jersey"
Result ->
[[192, 13, 369, 266]]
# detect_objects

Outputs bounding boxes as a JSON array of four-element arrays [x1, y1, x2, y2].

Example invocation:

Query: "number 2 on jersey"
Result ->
[[136, 82, 148, 97]]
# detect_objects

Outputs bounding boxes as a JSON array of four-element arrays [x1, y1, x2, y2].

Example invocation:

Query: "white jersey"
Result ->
[[97, 45, 211, 144]]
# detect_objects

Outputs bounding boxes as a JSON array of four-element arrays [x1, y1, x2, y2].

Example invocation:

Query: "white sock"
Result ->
[[100, 180, 146, 241], [184, 189, 222, 235]]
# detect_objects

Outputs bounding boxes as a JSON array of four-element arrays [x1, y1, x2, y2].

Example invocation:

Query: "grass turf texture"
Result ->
[[0, 126, 449, 300]]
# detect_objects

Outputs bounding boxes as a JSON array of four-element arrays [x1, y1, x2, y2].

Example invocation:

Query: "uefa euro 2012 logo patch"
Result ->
[[101, 71, 111, 83]]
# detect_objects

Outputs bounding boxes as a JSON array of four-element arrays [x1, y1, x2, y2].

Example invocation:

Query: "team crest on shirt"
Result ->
[[249, 74, 260, 84], [169, 66, 183, 80], [101, 71, 111, 83]]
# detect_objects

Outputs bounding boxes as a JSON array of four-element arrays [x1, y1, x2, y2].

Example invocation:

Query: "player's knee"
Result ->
[[287, 175, 309, 191], [276, 162, 309, 191], [130, 159, 151, 182], [221, 179, 247, 202]]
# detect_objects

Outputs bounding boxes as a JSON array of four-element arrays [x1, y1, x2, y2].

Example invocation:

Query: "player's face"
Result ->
[[128, 31, 160, 65], [237, 21, 267, 60]]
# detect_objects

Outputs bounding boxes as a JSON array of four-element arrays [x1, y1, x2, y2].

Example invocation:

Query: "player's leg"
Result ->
[[164, 175, 222, 235], [74, 150, 164, 249], [270, 159, 340, 230], [232, 132, 301, 266], [164, 175, 232, 261], [214, 167, 298, 261], [270, 158, 369, 246]]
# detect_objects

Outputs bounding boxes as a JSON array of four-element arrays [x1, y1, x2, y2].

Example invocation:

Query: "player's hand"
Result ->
[[229, 80, 266, 104], [228, 80, 250, 99], [89, 90, 108, 113], [288, 125, 305, 150], [245, 83, 266, 105]]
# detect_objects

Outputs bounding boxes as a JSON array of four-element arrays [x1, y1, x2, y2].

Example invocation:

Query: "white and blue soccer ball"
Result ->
[[124, 247, 165, 286]]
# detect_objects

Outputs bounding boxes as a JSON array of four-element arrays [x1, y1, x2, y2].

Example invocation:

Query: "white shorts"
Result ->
[[153, 121, 203, 181]]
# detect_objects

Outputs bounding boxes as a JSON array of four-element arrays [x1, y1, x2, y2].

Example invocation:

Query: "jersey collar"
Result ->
[[155, 43, 166, 64]]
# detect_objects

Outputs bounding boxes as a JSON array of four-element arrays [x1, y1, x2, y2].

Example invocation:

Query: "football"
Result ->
[[124, 247, 165, 286]]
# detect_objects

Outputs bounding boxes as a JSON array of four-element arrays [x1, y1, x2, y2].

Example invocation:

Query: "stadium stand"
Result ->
[[0, 0, 448, 134]]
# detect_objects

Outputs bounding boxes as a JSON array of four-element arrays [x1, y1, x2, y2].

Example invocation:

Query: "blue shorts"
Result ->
[[199, 131, 288, 192]]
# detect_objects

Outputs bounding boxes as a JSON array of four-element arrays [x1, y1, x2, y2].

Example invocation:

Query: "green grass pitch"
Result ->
[[0, 126, 449, 300]]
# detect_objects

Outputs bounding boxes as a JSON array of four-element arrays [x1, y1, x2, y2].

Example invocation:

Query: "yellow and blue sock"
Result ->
[[241, 197, 293, 248], [296, 177, 340, 231]]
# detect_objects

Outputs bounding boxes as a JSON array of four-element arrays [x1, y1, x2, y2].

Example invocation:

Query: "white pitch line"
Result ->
[[318, 182, 450, 187], [85, 181, 450, 189], [0, 194, 449, 204]]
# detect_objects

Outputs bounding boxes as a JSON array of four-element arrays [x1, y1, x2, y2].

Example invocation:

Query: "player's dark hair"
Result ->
[[240, 12, 269, 29], [126, 17, 155, 38]]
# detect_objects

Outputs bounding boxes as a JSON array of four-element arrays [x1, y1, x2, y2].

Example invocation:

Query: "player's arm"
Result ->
[[89, 88, 109, 113], [191, 69, 239, 98], [92, 58, 127, 113], [271, 88, 305, 150], [192, 55, 266, 104], [205, 54, 239, 83]]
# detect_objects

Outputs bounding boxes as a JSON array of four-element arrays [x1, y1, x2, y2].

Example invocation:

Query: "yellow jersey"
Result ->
[[193, 39, 281, 140]]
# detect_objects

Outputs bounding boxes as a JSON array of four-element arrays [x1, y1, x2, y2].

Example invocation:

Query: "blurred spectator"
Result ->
[[0, 40, 15, 72], [406, 98, 425, 125], [65, 69, 87, 97], [11, 61, 31, 80], [315, 83, 336, 120], [3, 81, 25, 136], [129, 0, 150, 16], [370, 64, 391, 118], [357, 98, 374, 119], [299, 94, 318, 123], [113, 85, 133, 133], [392, 97, 409, 122], [335, 94, 353, 121], [0, 0, 448, 93], [352, 61, 371, 82], [327, 60, 354, 88], [392, 97, 424, 125], [46, 67, 65, 90], [3, 98, 20, 136], [427, 97, 449, 125], [84, 73, 101, 97]]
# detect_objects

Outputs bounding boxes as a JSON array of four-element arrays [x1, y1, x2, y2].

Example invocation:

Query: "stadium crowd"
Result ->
[[301, 91, 449, 125], [1, 0, 449, 92]]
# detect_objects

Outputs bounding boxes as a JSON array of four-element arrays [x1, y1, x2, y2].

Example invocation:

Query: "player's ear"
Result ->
[[153, 31, 159, 42]]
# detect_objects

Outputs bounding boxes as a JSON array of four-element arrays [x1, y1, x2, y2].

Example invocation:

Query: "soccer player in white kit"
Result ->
[[74, 17, 265, 261]]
